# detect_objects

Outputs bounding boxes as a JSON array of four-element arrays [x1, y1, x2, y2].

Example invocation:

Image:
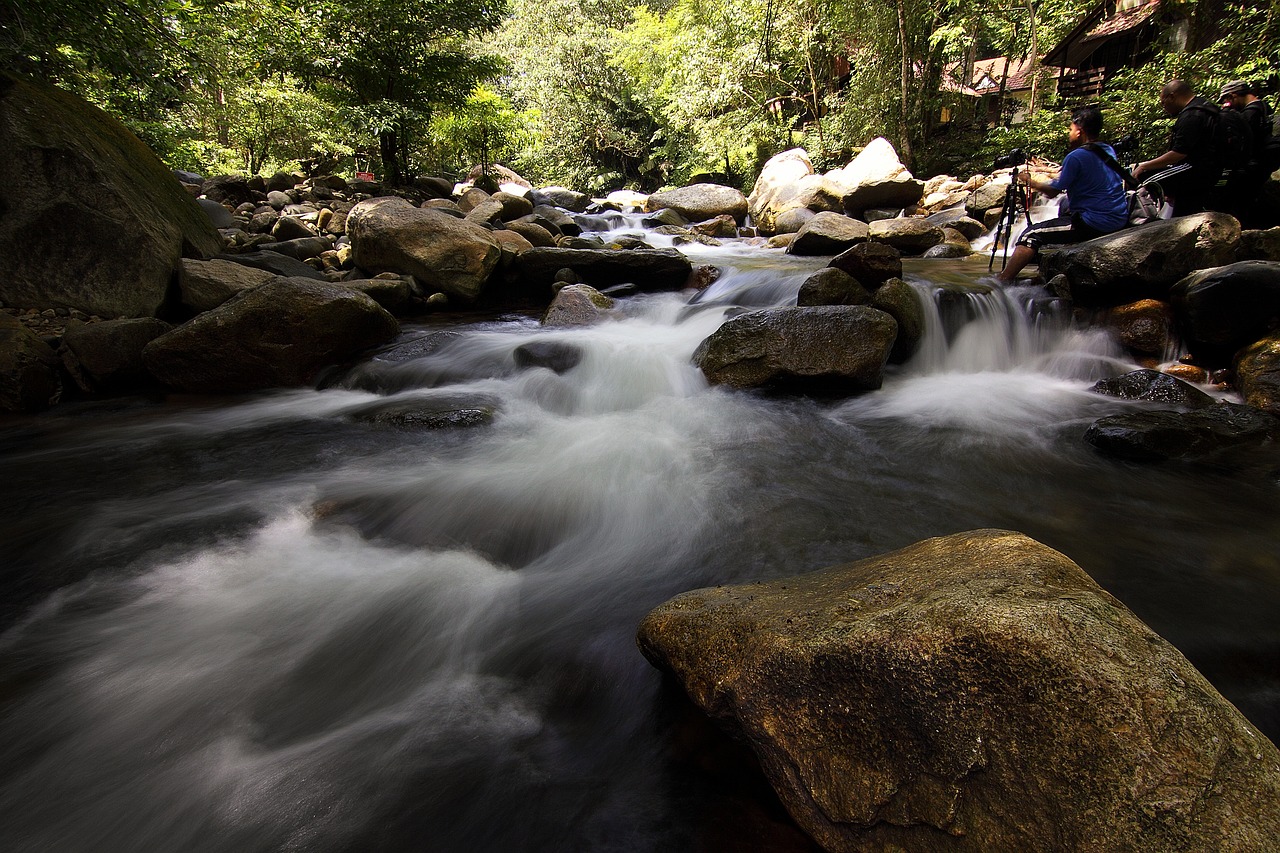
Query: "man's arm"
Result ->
[[1133, 150, 1186, 178]]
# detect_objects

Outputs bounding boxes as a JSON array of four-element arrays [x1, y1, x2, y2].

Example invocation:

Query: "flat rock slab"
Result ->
[[638, 529, 1280, 852]]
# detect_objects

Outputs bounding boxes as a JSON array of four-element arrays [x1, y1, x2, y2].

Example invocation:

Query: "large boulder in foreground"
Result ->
[[1040, 212, 1240, 307], [693, 305, 896, 391], [347, 196, 501, 302], [0, 73, 222, 317], [1168, 261, 1280, 362], [646, 184, 749, 224], [638, 529, 1280, 853], [142, 278, 399, 392]]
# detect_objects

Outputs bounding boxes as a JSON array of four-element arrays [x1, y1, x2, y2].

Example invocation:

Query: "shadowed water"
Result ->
[[1, 244, 1278, 852]]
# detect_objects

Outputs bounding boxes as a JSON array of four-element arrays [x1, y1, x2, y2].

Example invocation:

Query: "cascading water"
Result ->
[[2, 234, 1278, 852]]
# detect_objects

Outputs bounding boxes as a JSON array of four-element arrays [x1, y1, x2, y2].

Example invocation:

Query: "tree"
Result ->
[[279, 0, 506, 185]]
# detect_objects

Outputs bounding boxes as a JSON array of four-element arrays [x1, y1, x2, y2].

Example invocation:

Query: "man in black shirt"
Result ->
[[1219, 80, 1271, 225], [1133, 80, 1223, 216]]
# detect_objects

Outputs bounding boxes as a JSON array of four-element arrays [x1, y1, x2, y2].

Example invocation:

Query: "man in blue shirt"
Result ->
[[997, 106, 1129, 283]]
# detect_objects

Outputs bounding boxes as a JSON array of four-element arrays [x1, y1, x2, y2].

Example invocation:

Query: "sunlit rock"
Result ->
[[1235, 333, 1280, 415], [692, 305, 896, 391], [1100, 299, 1175, 356], [868, 217, 945, 255], [826, 137, 925, 216], [638, 529, 1280, 852], [796, 268, 870, 307], [787, 212, 869, 256], [347, 196, 501, 302], [870, 277, 925, 363], [1040, 212, 1240, 308], [646, 184, 749, 225], [747, 149, 846, 236], [541, 283, 614, 327]]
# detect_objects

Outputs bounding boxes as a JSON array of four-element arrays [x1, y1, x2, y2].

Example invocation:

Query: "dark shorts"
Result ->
[[1015, 214, 1107, 252]]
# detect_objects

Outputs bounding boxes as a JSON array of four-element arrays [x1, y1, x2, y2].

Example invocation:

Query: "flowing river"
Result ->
[[2, 235, 1278, 851]]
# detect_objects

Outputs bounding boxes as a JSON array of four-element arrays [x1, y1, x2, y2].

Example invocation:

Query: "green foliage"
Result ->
[[426, 85, 534, 178]]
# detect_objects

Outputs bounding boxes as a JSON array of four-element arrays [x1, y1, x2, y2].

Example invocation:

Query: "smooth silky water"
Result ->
[[2, 237, 1278, 851]]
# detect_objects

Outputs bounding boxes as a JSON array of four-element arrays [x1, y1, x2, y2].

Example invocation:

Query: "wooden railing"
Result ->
[[1056, 68, 1108, 102]]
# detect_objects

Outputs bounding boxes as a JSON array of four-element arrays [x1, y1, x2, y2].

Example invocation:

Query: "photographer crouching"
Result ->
[[996, 106, 1130, 283]]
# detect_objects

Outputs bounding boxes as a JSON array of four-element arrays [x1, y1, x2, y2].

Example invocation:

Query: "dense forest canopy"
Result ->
[[1, 0, 1276, 190]]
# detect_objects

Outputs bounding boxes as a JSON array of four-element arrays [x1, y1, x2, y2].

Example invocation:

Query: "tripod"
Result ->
[[988, 165, 1035, 273]]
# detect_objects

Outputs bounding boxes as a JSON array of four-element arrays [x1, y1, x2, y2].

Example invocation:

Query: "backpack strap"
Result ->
[[1081, 142, 1139, 190]]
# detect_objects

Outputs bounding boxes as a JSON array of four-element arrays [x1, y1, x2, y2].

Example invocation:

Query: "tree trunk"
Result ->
[[896, 0, 914, 167], [1027, 0, 1039, 114], [380, 129, 402, 186]]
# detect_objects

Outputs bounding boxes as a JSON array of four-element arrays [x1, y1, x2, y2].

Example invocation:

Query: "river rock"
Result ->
[[787, 212, 869, 256], [349, 398, 495, 429], [532, 205, 582, 236], [340, 278, 416, 315], [1235, 333, 1280, 415], [1102, 299, 1174, 356], [1084, 403, 1280, 460], [1168, 261, 1280, 362], [177, 258, 276, 313], [272, 215, 315, 241], [514, 341, 583, 373], [215, 249, 326, 280], [493, 191, 534, 221], [691, 214, 739, 239], [796, 268, 871, 307], [923, 243, 971, 259], [1040, 213, 1240, 308], [257, 236, 331, 261], [541, 284, 615, 327], [0, 314, 61, 411], [142, 278, 399, 392], [0, 73, 222, 318], [747, 149, 847, 236], [59, 317, 171, 393], [637, 528, 1280, 852], [868, 218, 945, 255], [871, 277, 925, 363], [1234, 226, 1280, 261], [646, 184, 749, 224], [197, 198, 235, 229], [828, 242, 903, 290], [1089, 368, 1215, 408], [926, 210, 987, 241], [512, 247, 692, 293], [692, 305, 896, 391], [826, 137, 925, 215], [504, 219, 557, 248], [534, 186, 591, 213], [347, 197, 501, 302], [773, 207, 816, 235], [964, 178, 1012, 221]]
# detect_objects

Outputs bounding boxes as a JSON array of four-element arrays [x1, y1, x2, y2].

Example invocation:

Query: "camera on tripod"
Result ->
[[992, 148, 1028, 170]]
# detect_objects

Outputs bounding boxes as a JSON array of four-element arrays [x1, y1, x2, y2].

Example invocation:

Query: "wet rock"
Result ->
[[647, 184, 749, 224], [531, 205, 582, 236], [513, 247, 693, 293], [0, 314, 62, 411], [1089, 368, 1215, 408], [1102, 299, 1174, 356], [926, 210, 987, 241], [0, 72, 222, 318], [514, 341, 583, 373], [1040, 212, 1241, 308], [349, 398, 495, 429], [1084, 403, 1280, 461], [871, 277, 925, 363], [534, 186, 591, 213], [867, 217, 946, 255], [1235, 332, 1280, 416], [692, 305, 896, 391], [142, 278, 399, 392], [347, 196, 501, 302], [787, 212, 870, 256], [60, 317, 171, 393], [923, 243, 971, 259], [638, 528, 1280, 853], [828, 242, 903, 290], [541, 284, 614, 327], [1169, 261, 1280, 362], [796, 268, 870, 307], [691, 214, 739, 239]]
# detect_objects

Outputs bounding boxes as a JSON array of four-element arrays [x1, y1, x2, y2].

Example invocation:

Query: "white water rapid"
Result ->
[[2, 236, 1277, 852]]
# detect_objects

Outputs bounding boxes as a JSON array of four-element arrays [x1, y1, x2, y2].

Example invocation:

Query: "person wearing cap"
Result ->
[[997, 107, 1128, 283], [1133, 80, 1223, 216], [1219, 80, 1273, 226]]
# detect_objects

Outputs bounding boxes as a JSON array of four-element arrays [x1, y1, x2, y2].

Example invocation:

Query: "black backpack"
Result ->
[[1210, 104, 1253, 174]]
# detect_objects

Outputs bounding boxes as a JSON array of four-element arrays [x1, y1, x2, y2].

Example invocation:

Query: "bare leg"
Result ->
[[996, 245, 1036, 283]]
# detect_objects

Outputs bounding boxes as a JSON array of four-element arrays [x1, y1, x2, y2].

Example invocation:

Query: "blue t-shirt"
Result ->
[[1049, 144, 1129, 232]]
